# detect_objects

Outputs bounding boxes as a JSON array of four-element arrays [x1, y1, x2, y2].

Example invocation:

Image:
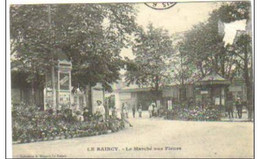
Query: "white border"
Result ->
[[5, 0, 257, 158], [254, 0, 259, 159], [1, 0, 6, 158], [8, 0, 250, 4], [6, 1, 11, 158]]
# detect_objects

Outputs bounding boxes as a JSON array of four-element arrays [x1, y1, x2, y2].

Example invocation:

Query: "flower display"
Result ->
[[163, 105, 221, 121], [12, 103, 124, 144]]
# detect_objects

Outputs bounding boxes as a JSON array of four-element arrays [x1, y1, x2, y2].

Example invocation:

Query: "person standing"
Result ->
[[112, 107, 117, 118], [96, 100, 106, 122], [108, 106, 113, 117], [132, 104, 136, 118], [138, 104, 142, 118], [121, 103, 133, 127], [125, 102, 129, 118], [153, 105, 158, 117], [226, 93, 234, 119], [235, 97, 243, 119], [148, 103, 154, 118]]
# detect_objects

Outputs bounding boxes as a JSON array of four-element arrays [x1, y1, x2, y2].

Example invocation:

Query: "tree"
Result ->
[[168, 39, 198, 101], [10, 4, 138, 108], [179, 1, 253, 119], [10, 5, 53, 105], [179, 1, 251, 80], [52, 4, 137, 88], [179, 20, 225, 79], [216, 2, 251, 23], [230, 34, 253, 119], [217, 1, 253, 120], [125, 24, 174, 99]]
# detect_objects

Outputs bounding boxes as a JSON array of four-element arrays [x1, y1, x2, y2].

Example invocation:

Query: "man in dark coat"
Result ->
[[132, 104, 136, 118], [235, 97, 243, 119], [226, 93, 234, 118]]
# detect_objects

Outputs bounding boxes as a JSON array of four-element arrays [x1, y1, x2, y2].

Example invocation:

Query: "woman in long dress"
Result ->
[[138, 104, 142, 118], [148, 103, 154, 118], [121, 103, 133, 127], [96, 100, 105, 122]]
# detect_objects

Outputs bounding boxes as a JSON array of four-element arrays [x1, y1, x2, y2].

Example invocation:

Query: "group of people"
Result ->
[[148, 102, 159, 118], [226, 93, 244, 119], [83, 100, 160, 127], [120, 102, 144, 119], [83, 100, 106, 122], [121, 102, 160, 119], [131, 103, 143, 118]]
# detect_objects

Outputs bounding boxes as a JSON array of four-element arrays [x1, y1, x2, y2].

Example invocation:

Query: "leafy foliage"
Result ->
[[179, 18, 225, 78], [10, 4, 138, 93], [125, 24, 175, 90], [216, 2, 251, 23], [178, 2, 251, 80], [12, 103, 124, 143], [177, 2, 253, 119]]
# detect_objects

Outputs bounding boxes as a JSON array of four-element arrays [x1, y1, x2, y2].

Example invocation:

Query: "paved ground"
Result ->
[[13, 112, 254, 158]]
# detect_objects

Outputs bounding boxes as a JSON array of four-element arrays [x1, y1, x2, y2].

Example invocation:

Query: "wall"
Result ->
[[11, 88, 44, 109]]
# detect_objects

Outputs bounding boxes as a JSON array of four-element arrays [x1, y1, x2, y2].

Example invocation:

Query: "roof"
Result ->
[[196, 72, 230, 85], [118, 87, 155, 93], [201, 73, 226, 81]]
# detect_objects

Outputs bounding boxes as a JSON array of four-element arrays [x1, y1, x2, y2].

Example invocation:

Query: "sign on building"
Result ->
[[229, 86, 242, 92], [167, 100, 172, 110], [201, 90, 208, 94]]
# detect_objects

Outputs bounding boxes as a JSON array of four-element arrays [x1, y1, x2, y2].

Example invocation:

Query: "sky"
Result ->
[[223, 19, 247, 44], [120, 2, 247, 60], [136, 2, 218, 34]]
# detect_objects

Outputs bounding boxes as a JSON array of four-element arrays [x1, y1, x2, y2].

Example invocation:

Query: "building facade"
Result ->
[[113, 74, 247, 112]]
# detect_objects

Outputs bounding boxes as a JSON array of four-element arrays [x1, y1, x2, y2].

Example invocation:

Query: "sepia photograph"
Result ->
[[8, 0, 254, 158]]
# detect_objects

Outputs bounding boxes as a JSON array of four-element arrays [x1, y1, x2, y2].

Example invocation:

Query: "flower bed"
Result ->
[[163, 106, 221, 121], [12, 103, 124, 144]]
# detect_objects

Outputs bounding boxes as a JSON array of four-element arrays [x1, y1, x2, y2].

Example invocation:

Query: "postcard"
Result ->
[[7, 0, 254, 158]]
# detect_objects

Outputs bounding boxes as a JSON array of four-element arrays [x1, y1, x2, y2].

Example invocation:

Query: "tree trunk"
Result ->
[[244, 44, 253, 120], [155, 75, 160, 106], [31, 79, 36, 106], [103, 88, 108, 120], [221, 46, 225, 77], [31, 63, 36, 106], [51, 64, 56, 111], [87, 84, 93, 114], [20, 89, 23, 103], [180, 52, 185, 102], [199, 64, 205, 77]]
